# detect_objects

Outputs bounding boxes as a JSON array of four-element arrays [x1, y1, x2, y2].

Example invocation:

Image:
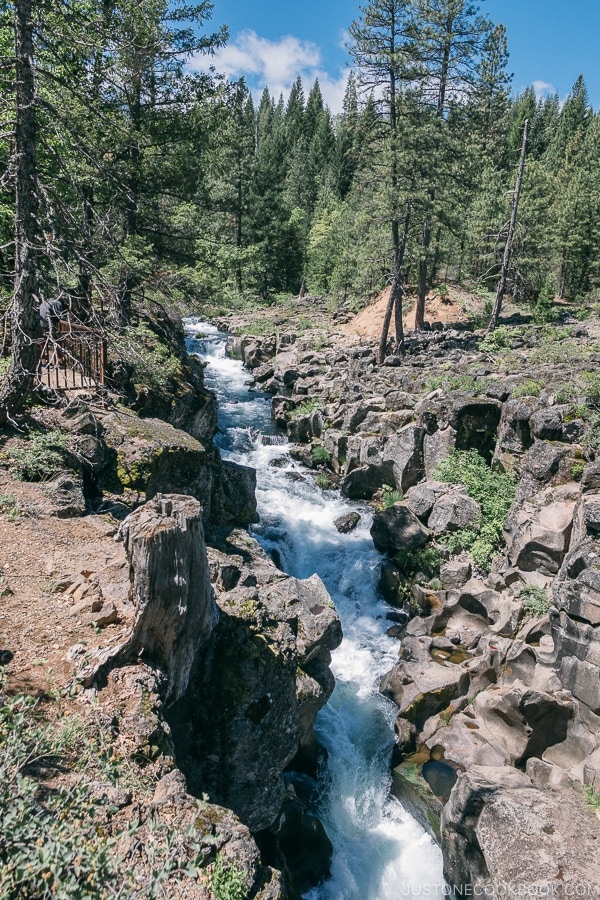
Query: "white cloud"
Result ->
[[532, 79, 557, 100], [190, 29, 349, 114]]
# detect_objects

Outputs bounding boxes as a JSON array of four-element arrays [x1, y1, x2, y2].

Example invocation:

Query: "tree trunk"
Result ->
[[415, 214, 431, 330], [0, 0, 41, 423], [488, 119, 529, 331], [378, 205, 410, 364]]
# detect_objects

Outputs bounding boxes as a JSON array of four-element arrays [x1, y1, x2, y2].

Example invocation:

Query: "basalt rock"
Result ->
[[169, 535, 342, 831], [370, 502, 430, 554], [442, 767, 600, 894]]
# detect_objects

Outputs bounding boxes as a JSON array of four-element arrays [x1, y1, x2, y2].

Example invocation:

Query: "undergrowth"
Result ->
[[109, 322, 182, 390], [520, 584, 550, 618], [0, 687, 215, 898], [4, 431, 68, 481], [433, 450, 516, 570]]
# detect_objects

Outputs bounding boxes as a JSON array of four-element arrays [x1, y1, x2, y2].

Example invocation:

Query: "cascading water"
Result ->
[[184, 320, 446, 899]]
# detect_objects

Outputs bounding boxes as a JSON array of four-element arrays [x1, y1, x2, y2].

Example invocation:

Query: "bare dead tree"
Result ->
[[487, 118, 529, 331]]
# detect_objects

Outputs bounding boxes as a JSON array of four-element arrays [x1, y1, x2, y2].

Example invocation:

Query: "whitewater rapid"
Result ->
[[184, 320, 446, 899]]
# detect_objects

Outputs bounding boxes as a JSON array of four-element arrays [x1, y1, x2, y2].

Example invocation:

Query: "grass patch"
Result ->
[[433, 450, 516, 571], [511, 380, 542, 398], [4, 431, 68, 482], [380, 484, 403, 508], [425, 374, 488, 395], [290, 399, 320, 419], [311, 444, 331, 465], [583, 785, 600, 810]]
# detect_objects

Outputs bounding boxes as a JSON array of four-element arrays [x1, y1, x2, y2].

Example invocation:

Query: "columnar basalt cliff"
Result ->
[[219, 302, 600, 893]]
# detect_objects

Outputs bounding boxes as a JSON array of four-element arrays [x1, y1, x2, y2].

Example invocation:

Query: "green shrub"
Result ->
[[584, 373, 600, 410], [532, 277, 556, 325], [571, 461, 585, 481], [521, 584, 550, 618], [393, 546, 441, 580], [315, 474, 332, 489], [0, 494, 20, 519], [511, 380, 542, 399], [0, 691, 125, 898], [0, 688, 216, 898], [5, 431, 68, 481], [479, 326, 512, 353], [433, 450, 516, 571], [210, 855, 248, 900]]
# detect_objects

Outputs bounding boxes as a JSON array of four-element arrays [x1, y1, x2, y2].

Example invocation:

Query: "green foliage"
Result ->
[[315, 473, 332, 489], [5, 432, 68, 482], [210, 855, 248, 900], [0, 691, 125, 898], [521, 584, 550, 618], [0, 494, 20, 519], [532, 276, 557, 324], [582, 785, 600, 810], [0, 687, 217, 898], [311, 444, 331, 465], [425, 373, 487, 395], [433, 450, 516, 571], [511, 380, 542, 398], [393, 546, 441, 581], [290, 399, 320, 418], [380, 483, 403, 508], [584, 373, 600, 410], [109, 323, 182, 390], [479, 326, 513, 353], [571, 461, 585, 481]]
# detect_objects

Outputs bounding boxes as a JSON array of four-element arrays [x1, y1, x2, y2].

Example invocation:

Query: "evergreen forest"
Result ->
[[1, 0, 600, 413]]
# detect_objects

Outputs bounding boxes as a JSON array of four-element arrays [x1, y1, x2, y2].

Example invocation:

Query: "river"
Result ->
[[184, 320, 446, 899]]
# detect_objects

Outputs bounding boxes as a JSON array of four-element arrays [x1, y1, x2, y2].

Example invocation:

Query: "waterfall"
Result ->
[[184, 319, 446, 899]]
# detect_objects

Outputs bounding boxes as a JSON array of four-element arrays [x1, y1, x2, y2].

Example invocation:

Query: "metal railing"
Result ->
[[38, 319, 106, 390]]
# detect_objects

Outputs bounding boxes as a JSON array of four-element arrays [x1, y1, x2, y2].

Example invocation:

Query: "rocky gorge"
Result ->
[[217, 295, 600, 894], [1, 296, 600, 897]]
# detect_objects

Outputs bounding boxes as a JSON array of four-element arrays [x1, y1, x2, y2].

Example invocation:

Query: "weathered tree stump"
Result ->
[[80, 494, 217, 703]]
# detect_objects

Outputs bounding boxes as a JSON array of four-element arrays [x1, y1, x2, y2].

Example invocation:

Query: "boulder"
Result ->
[[451, 398, 502, 462], [505, 486, 576, 575], [522, 440, 564, 482], [428, 490, 481, 536], [552, 541, 600, 626], [46, 472, 87, 518], [404, 482, 437, 521], [381, 424, 425, 493], [442, 766, 600, 894], [211, 459, 259, 527], [334, 511, 361, 534], [370, 503, 430, 554], [341, 464, 389, 500], [494, 398, 537, 455]]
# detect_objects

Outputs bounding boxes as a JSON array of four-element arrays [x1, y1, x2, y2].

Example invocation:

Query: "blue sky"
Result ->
[[200, 0, 600, 112]]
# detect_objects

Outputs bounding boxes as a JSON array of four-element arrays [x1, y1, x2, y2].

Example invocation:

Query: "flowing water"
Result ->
[[184, 320, 446, 899]]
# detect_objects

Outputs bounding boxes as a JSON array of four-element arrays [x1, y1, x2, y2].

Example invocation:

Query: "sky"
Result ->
[[195, 0, 600, 114]]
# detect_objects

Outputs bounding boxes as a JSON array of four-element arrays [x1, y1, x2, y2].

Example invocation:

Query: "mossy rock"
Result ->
[[392, 762, 443, 842]]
